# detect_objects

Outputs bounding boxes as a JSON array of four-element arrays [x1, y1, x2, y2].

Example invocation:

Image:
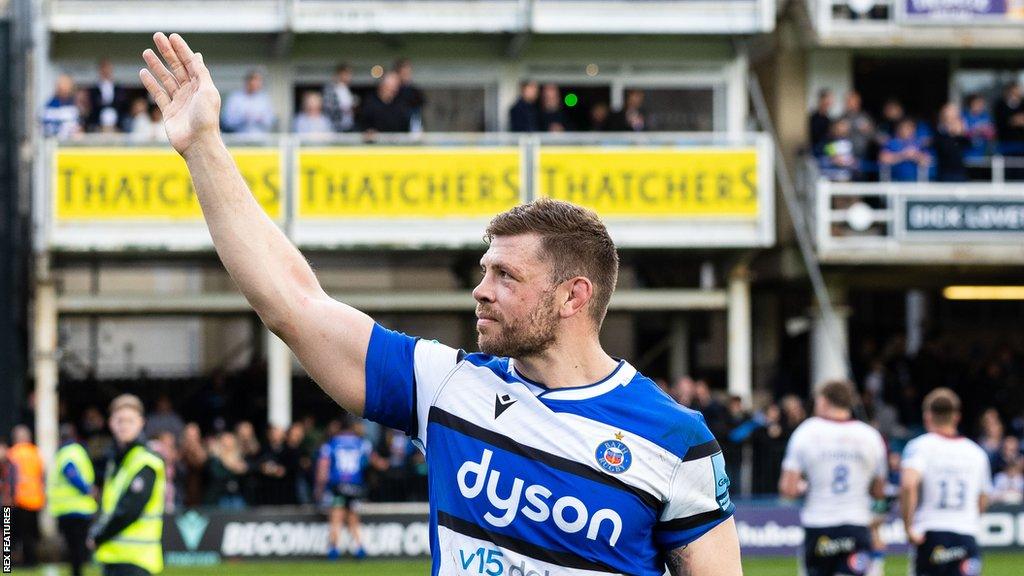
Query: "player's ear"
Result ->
[[560, 277, 593, 319]]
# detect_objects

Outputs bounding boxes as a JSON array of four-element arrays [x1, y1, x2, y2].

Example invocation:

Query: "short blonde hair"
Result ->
[[109, 394, 145, 416], [923, 388, 961, 426]]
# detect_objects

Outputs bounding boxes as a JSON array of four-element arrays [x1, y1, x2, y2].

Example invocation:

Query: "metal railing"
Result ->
[[805, 154, 1024, 254]]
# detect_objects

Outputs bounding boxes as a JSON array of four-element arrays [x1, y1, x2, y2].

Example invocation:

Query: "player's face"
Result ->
[[109, 408, 145, 445], [473, 234, 561, 358]]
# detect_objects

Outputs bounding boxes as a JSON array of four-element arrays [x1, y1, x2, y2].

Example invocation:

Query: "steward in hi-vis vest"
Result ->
[[89, 394, 166, 576], [48, 424, 98, 576]]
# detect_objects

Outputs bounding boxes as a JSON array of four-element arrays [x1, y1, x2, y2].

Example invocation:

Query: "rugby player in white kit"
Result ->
[[780, 381, 887, 576], [900, 388, 991, 576]]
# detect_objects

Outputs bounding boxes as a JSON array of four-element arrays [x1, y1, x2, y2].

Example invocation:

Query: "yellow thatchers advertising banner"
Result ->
[[299, 147, 521, 218], [55, 148, 282, 221], [538, 147, 759, 218]]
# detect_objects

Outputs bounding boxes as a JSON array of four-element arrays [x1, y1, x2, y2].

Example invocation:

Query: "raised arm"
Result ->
[[140, 33, 373, 413]]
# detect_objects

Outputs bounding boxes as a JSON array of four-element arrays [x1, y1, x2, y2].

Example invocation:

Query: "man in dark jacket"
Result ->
[[359, 72, 411, 133], [87, 59, 130, 132], [509, 81, 540, 132]]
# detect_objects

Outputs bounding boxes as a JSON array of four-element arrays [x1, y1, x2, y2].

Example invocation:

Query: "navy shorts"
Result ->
[[913, 531, 981, 576], [802, 525, 873, 576], [326, 483, 364, 509]]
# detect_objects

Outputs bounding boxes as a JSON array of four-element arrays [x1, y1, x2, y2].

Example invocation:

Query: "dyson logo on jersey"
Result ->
[[457, 449, 623, 547]]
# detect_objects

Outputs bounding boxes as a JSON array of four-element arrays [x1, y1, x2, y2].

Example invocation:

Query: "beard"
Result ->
[[477, 288, 559, 358]]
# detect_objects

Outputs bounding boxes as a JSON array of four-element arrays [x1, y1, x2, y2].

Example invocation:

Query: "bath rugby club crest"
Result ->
[[596, 432, 632, 474]]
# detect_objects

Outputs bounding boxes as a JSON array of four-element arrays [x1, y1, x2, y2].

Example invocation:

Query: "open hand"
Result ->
[[140, 32, 221, 157]]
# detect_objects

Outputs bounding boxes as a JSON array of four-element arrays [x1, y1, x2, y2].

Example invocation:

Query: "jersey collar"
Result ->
[[507, 358, 637, 401]]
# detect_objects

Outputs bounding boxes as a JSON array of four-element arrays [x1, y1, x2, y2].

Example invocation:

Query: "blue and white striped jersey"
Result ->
[[363, 324, 735, 575]]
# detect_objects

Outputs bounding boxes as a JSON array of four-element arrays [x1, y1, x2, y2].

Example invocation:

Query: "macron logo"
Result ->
[[494, 394, 517, 419], [457, 449, 623, 547]]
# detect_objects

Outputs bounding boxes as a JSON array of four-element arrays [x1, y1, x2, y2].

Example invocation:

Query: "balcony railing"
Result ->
[[807, 155, 1024, 263], [39, 132, 775, 253]]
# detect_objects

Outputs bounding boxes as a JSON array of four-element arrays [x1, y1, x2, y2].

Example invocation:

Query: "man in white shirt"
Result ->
[[221, 70, 276, 135], [780, 380, 887, 576], [901, 388, 990, 576]]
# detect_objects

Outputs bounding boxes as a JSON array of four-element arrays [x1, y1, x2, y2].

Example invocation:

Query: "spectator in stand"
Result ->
[[8, 426, 44, 567], [993, 456, 1024, 504], [780, 395, 807, 437], [539, 83, 567, 132], [145, 394, 185, 439], [394, 58, 426, 133], [509, 80, 540, 133], [128, 99, 167, 143], [86, 58, 129, 132], [257, 425, 297, 505], [206, 431, 248, 509], [978, 409, 1006, 465], [840, 91, 876, 162], [360, 72, 411, 133], [994, 82, 1024, 155], [880, 118, 931, 181], [43, 74, 81, 139], [74, 89, 93, 135], [877, 98, 905, 143], [179, 423, 208, 507], [221, 70, 276, 135], [821, 118, 861, 181], [995, 435, 1023, 475], [808, 88, 834, 155], [963, 94, 996, 159], [670, 376, 696, 408], [293, 91, 333, 135], [588, 101, 611, 131], [611, 89, 647, 132], [148, 431, 179, 513], [286, 422, 313, 504], [236, 421, 261, 461], [933, 103, 971, 182], [322, 63, 358, 133]]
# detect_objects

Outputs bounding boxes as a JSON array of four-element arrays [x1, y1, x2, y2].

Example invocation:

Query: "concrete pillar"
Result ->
[[810, 304, 850, 388], [34, 268, 58, 538], [266, 329, 292, 428], [906, 289, 927, 357], [727, 267, 752, 405], [727, 47, 749, 138], [668, 315, 690, 381]]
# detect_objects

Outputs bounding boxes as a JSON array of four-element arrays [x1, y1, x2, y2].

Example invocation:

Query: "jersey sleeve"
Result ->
[[872, 430, 888, 480], [780, 426, 807, 473], [901, 437, 926, 474], [654, 415, 735, 552], [362, 323, 461, 441], [979, 449, 993, 496]]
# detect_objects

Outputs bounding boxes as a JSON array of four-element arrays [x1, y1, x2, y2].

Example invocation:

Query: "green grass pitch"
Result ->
[[23, 554, 1024, 576]]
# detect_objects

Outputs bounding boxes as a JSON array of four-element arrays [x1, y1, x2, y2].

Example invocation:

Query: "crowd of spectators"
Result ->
[[43, 58, 651, 140], [810, 85, 1024, 182], [2, 394, 426, 513], [681, 333, 1024, 504], [6, 333, 1023, 509]]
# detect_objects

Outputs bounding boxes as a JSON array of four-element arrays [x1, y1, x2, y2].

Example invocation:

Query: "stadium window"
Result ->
[[419, 86, 487, 132], [627, 87, 716, 132]]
